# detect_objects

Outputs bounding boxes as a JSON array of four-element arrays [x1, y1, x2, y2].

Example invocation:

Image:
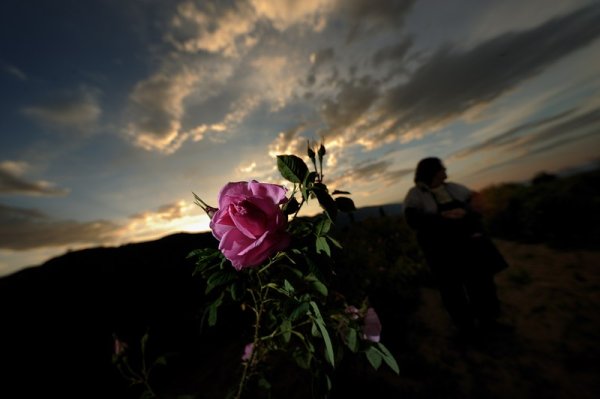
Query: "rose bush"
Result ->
[[115, 144, 399, 399], [209, 181, 291, 270]]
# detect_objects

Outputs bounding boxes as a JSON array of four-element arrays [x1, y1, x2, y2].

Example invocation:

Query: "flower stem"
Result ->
[[235, 274, 268, 399]]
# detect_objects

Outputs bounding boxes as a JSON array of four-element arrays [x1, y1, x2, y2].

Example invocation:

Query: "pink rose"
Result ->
[[361, 307, 382, 343], [210, 181, 291, 270]]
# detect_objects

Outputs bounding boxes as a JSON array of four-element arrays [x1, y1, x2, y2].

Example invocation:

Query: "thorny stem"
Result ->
[[235, 273, 268, 399], [293, 197, 305, 220]]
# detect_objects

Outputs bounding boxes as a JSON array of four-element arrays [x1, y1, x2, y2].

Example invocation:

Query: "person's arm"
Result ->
[[405, 206, 442, 231]]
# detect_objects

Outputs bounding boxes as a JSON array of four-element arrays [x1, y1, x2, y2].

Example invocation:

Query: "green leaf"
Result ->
[[294, 351, 312, 369], [346, 328, 358, 353], [141, 332, 149, 354], [188, 248, 223, 276], [365, 346, 383, 370], [281, 319, 292, 343], [228, 281, 245, 301], [283, 279, 295, 294], [305, 171, 318, 185], [311, 184, 337, 220], [311, 280, 328, 297], [290, 302, 310, 321], [207, 294, 224, 327], [206, 270, 237, 294], [316, 236, 331, 256], [258, 377, 272, 390], [377, 343, 400, 374], [265, 282, 292, 297], [283, 196, 300, 215], [335, 196, 356, 212], [277, 155, 309, 183], [327, 236, 343, 249], [309, 301, 335, 367], [315, 217, 331, 236]]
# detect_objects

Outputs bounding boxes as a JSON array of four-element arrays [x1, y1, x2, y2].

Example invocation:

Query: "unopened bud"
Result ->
[[307, 140, 316, 161]]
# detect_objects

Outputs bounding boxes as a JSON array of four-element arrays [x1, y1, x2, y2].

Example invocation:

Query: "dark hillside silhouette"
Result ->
[[0, 166, 598, 397], [0, 232, 221, 398]]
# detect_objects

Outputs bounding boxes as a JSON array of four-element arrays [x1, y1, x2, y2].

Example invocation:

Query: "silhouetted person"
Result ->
[[404, 157, 508, 337]]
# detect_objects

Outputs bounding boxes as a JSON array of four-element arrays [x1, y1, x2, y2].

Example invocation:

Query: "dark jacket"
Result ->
[[404, 183, 508, 277]]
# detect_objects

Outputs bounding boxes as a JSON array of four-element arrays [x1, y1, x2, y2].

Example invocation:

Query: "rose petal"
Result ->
[[217, 182, 252, 208], [229, 201, 267, 239], [248, 180, 288, 205], [362, 308, 382, 343]]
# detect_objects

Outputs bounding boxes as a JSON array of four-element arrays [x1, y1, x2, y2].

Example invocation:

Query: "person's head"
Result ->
[[414, 157, 447, 188]]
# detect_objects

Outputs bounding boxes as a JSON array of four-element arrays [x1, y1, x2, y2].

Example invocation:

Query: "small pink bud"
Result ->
[[345, 305, 360, 320], [205, 206, 218, 219], [241, 343, 254, 361], [114, 338, 128, 355]]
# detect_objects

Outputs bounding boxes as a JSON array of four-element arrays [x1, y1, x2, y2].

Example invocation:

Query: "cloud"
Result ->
[[306, 47, 335, 86], [330, 159, 412, 188], [451, 108, 578, 159], [129, 201, 188, 223], [0, 200, 200, 251], [126, 69, 200, 153], [251, 0, 333, 31], [268, 123, 308, 157], [167, 0, 331, 57], [355, 3, 600, 148], [0, 161, 69, 196], [320, 77, 380, 136], [125, 0, 415, 155], [509, 107, 600, 152], [124, 200, 208, 242], [2, 63, 27, 80], [167, 0, 257, 56], [341, 0, 416, 42], [372, 37, 413, 67], [249, 56, 298, 111], [0, 203, 119, 250], [470, 107, 600, 176], [21, 86, 101, 131]]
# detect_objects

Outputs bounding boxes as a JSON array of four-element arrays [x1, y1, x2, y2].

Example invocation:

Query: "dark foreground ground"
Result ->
[[371, 240, 600, 399], [0, 233, 598, 399]]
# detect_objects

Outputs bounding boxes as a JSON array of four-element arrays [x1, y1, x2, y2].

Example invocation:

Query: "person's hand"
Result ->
[[441, 208, 467, 219]]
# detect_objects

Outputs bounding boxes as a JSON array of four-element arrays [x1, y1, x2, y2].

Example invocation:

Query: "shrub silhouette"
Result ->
[[478, 166, 600, 249]]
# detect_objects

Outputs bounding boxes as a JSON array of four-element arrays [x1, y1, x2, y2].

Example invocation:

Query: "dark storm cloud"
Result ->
[[372, 37, 413, 67], [0, 163, 69, 196], [332, 159, 412, 187], [341, 0, 416, 42], [0, 203, 119, 250], [21, 87, 101, 131], [368, 3, 600, 144], [451, 108, 578, 159], [306, 48, 335, 86], [513, 108, 600, 151], [471, 107, 600, 176], [320, 77, 380, 135]]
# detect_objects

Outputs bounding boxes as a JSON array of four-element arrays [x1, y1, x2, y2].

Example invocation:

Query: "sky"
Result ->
[[1, 0, 600, 276]]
